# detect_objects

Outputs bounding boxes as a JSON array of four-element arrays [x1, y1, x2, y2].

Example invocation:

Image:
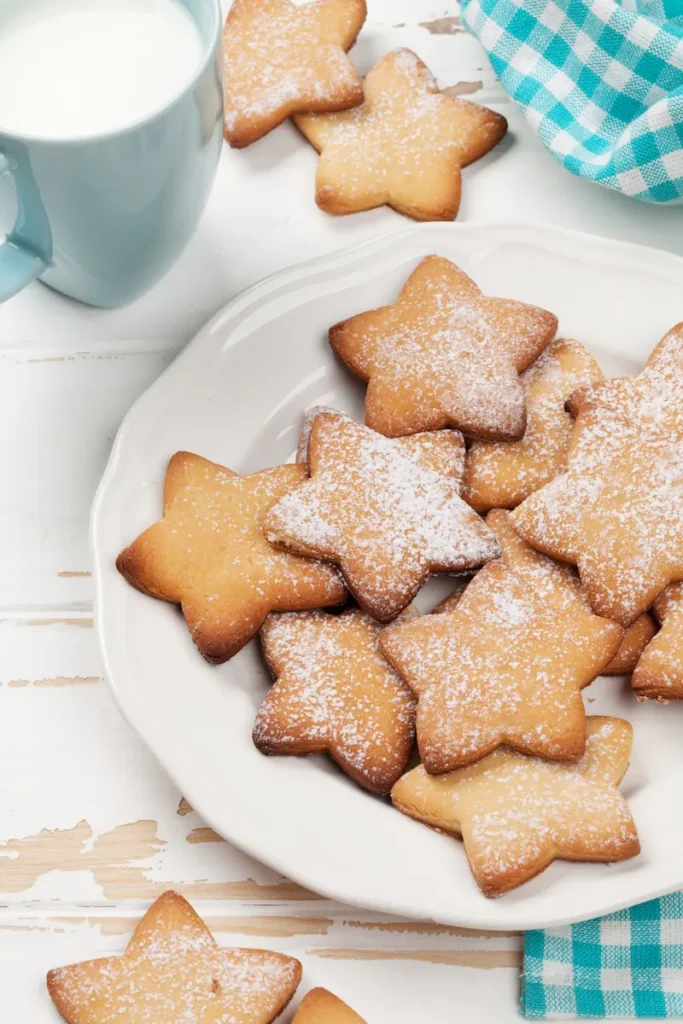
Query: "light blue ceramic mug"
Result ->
[[0, 0, 223, 308]]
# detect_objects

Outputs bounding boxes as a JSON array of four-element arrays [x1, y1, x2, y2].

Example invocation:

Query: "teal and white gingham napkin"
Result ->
[[460, 0, 683, 202], [521, 894, 683, 1018]]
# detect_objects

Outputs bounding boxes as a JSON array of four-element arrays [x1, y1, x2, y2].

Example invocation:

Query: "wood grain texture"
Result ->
[[0, 819, 318, 902], [0, 820, 163, 897], [46, 915, 336, 938], [23, 618, 93, 627], [444, 81, 484, 96], [7, 676, 100, 688], [420, 16, 463, 33], [343, 920, 521, 939], [309, 948, 522, 968], [186, 827, 223, 844]]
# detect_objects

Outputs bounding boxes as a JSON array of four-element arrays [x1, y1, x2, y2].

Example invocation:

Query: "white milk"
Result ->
[[0, 0, 204, 138]]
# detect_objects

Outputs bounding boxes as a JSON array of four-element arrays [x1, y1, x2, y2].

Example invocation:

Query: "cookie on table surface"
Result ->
[[391, 717, 640, 897], [255, 608, 417, 794], [632, 582, 683, 700], [329, 255, 558, 441], [513, 323, 683, 627], [47, 891, 302, 1024], [294, 49, 507, 221], [380, 509, 623, 773], [116, 452, 346, 664], [264, 411, 500, 622], [223, 0, 366, 148], [463, 338, 603, 511], [293, 988, 368, 1023]]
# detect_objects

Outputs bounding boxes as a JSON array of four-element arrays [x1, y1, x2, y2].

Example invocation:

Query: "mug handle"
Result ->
[[0, 152, 48, 302]]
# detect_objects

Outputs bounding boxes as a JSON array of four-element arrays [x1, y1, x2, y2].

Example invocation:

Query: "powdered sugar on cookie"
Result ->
[[489, 507, 654, 676], [329, 255, 558, 440], [463, 338, 604, 510], [391, 717, 639, 896], [380, 554, 622, 773], [514, 323, 683, 626], [223, 0, 365, 147], [296, 404, 337, 465], [264, 412, 499, 621], [632, 580, 683, 699], [294, 49, 507, 221], [116, 454, 346, 664], [47, 891, 302, 1022], [255, 608, 416, 793]]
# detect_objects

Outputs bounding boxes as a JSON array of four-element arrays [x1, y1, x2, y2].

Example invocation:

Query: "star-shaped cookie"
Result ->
[[293, 987, 368, 1023], [255, 608, 416, 794], [116, 452, 346, 664], [391, 717, 639, 896], [47, 891, 302, 1024], [380, 509, 623, 773], [264, 411, 500, 622], [329, 255, 558, 440], [223, 0, 366, 147], [294, 48, 508, 221], [632, 582, 683, 700], [463, 338, 603, 510], [513, 323, 683, 626]]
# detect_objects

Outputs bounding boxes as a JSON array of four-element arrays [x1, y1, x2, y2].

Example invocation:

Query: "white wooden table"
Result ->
[[2, 2, 682, 1019]]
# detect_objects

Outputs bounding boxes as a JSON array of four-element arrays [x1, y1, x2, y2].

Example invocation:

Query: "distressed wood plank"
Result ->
[[7, 676, 100, 688], [0, 352, 172, 611], [186, 827, 224, 844], [0, 618, 317, 902], [0, 900, 521, 954], [0, 903, 521, 949], [421, 16, 463, 34], [0, 920, 523, 1021], [444, 80, 484, 96], [343, 920, 520, 939], [309, 947, 521, 969]]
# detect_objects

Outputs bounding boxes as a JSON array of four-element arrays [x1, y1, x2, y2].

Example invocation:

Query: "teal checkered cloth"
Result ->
[[460, 0, 683, 202], [522, 894, 683, 1018]]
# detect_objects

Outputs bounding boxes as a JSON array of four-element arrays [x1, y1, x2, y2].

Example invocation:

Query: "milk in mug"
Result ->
[[0, 0, 204, 138]]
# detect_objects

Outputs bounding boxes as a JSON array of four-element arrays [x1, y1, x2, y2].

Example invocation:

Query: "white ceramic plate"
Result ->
[[92, 223, 683, 930]]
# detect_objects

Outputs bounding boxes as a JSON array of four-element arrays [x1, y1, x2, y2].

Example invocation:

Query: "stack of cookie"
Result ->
[[221, 0, 508, 221], [117, 252, 683, 897]]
